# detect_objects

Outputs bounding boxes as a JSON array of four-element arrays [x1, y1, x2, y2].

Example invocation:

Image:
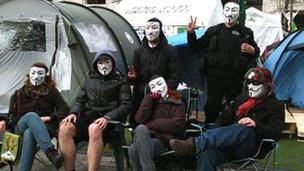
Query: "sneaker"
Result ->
[[45, 148, 64, 168], [169, 137, 196, 155]]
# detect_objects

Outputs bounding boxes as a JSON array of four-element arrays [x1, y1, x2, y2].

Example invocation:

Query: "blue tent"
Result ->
[[264, 29, 304, 109], [167, 29, 207, 111], [167, 29, 206, 89]]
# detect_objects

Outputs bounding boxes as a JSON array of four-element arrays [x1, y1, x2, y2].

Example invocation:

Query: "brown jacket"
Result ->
[[135, 92, 186, 146], [5, 85, 70, 137]]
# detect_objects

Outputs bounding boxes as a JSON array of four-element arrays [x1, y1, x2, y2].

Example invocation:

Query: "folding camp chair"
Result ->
[[219, 139, 279, 171], [74, 120, 128, 171]]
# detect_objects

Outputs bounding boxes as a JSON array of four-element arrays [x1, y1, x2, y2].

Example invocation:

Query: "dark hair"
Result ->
[[31, 62, 49, 73], [147, 17, 163, 29]]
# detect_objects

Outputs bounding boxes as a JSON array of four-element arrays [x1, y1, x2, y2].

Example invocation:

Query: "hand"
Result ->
[[60, 114, 77, 126], [127, 65, 136, 80], [187, 16, 197, 33], [40, 116, 51, 122], [149, 92, 162, 101], [0, 121, 6, 133], [238, 117, 256, 127], [94, 117, 108, 130], [241, 43, 255, 54]]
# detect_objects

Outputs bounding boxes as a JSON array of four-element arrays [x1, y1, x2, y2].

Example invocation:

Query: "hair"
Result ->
[[25, 62, 56, 88], [31, 62, 49, 74], [147, 17, 163, 29]]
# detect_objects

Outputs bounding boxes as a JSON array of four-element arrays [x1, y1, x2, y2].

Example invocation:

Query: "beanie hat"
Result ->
[[243, 66, 273, 96]]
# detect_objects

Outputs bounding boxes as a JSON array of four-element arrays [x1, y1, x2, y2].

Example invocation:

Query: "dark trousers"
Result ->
[[129, 125, 167, 171], [204, 74, 243, 123], [195, 124, 257, 171]]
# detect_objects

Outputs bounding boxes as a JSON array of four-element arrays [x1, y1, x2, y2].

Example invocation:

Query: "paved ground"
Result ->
[[0, 151, 127, 171]]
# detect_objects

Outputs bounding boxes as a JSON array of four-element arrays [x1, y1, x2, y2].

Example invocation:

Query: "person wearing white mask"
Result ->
[[127, 17, 181, 129], [0, 62, 70, 170], [187, 0, 260, 123], [58, 50, 132, 171], [170, 67, 284, 171], [129, 75, 186, 171]]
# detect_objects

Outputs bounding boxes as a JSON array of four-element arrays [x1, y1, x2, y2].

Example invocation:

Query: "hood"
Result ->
[[92, 50, 117, 77], [142, 31, 168, 49]]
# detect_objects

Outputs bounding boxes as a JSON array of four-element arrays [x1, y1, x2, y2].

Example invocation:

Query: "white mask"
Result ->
[[97, 58, 113, 76], [223, 2, 240, 24], [246, 71, 266, 98], [145, 21, 160, 42], [148, 77, 168, 98], [29, 66, 46, 86]]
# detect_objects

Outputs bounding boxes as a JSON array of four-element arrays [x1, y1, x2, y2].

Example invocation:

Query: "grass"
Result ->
[[104, 130, 304, 170], [274, 138, 304, 171]]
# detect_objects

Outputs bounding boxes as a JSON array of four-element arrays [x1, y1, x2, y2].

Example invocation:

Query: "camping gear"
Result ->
[[0, 131, 22, 164], [264, 29, 304, 109], [0, 0, 141, 113]]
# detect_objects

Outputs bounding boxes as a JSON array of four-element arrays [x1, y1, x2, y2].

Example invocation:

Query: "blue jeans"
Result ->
[[195, 124, 257, 171], [15, 112, 54, 171]]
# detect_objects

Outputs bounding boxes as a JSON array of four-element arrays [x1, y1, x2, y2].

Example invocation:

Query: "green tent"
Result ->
[[0, 0, 141, 113]]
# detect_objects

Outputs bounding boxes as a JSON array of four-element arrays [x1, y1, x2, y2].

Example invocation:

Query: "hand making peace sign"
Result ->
[[187, 16, 197, 33]]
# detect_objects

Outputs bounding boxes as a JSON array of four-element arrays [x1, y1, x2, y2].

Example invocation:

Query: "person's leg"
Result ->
[[129, 143, 142, 171], [132, 124, 156, 171], [225, 77, 243, 104], [17, 129, 37, 171], [87, 122, 104, 171], [16, 112, 63, 168], [195, 124, 256, 154], [16, 112, 53, 151], [58, 123, 77, 171], [196, 149, 231, 171], [204, 75, 224, 123]]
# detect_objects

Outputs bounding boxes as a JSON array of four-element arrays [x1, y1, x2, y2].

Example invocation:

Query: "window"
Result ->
[[0, 21, 46, 52]]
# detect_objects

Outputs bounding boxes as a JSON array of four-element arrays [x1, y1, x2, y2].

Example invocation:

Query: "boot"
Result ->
[[170, 137, 196, 155], [45, 148, 64, 168]]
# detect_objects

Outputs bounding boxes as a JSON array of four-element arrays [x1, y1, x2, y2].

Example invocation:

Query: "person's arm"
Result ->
[[187, 27, 213, 53], [135, 94, 157, 124], [103, 77, 132, 121], [69, 81, 88, 117], [49, 87, 70, 121], [146, 103, 186, 134], [254, 103, 284, 141], [166, 47, 181, 90]]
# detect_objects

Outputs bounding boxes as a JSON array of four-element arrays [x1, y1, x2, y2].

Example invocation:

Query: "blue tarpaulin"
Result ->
[[168, 28, 207, 111], [264, 29, 304, 109]]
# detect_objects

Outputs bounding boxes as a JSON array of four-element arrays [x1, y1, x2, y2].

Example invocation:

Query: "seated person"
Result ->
[[0, 62, 70, 170], [170, 67, 284, 171], [58, 50, 132, 171], [129, 75, 186, 171]]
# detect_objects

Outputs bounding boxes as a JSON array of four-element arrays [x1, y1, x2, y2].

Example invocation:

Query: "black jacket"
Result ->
[[188, 23, 260, 77], [70, 51, 132, 122], [1, 85, 70, 136], [133, 35, 181, 97], [216, 93, 284, 141]]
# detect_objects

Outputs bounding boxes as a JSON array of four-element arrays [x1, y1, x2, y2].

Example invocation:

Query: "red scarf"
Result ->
[[236, 98, 260, 119]]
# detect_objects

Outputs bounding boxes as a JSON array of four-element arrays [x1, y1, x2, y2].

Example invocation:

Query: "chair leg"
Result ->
[[113, 138, 124, 171]]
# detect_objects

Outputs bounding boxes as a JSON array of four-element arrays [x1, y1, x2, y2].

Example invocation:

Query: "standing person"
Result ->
[[170, 67, 284, 171], [129, 75, 186, 171], [0, 62, 70, 170], [128, 17, 181, 127], [58, 50, 132, 171], [187, 1, 260, 122]]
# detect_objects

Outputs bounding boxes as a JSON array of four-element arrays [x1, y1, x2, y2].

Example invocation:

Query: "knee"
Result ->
[[88, 123, 102, 140], [134, 124, 149, 136], [23, 129, 34, 140], [59, 124, 76, 138], [23, 112, 39, 119]]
